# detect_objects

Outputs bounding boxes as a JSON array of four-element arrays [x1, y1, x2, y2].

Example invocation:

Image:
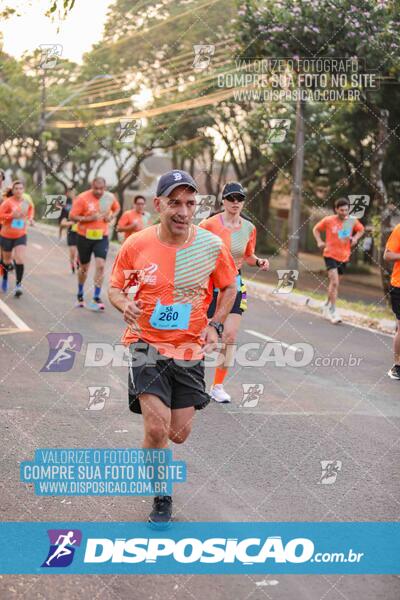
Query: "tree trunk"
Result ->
[[287, 95, 305, 269], [369, 106, 391, 297]]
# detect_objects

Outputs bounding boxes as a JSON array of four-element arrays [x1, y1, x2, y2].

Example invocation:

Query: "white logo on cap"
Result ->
[[173, 172, 183, 181]]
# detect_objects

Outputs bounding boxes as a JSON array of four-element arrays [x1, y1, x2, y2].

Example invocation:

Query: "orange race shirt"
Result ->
[[199, 213, 257, 269], [117, 209, 152, 240], [315, 215, 364, 263], [110, 225, 237, 360], [385, 224, 400, 287], [0, 196, 34, 239], [69, 189, 120, 238]]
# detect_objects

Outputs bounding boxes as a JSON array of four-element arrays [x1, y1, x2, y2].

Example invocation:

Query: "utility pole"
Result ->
[[37, 68, 46, 191], [287, 94, 305, 270]]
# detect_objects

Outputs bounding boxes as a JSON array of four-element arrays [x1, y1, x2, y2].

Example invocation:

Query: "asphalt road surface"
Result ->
[[1, 225, 399, 599]]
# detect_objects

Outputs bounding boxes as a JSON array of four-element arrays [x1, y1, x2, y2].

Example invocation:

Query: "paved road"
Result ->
[[0, 226, 399, 599]]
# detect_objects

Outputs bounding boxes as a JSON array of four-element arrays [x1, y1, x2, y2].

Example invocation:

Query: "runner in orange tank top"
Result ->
[[117, 195, 152, 241], [0, 180, 34, 297], [199, 181, 269, 404]]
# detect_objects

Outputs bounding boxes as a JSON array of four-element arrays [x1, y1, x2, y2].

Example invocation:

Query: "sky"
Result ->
[[0, 0, 113, 63]]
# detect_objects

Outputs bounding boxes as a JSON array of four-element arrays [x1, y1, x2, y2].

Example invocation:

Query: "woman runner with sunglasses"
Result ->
[[200, 182, 269, 403]]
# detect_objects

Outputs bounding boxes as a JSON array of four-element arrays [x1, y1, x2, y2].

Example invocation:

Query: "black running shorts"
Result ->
[[128, 341, 210, 414], [67, 230, 78, 246], [0, 235, 27, 252], [207, 273, 247, 318], [76, 234, 109, 263], [390, 286, 400, 320], [324, 256, 348, 275]]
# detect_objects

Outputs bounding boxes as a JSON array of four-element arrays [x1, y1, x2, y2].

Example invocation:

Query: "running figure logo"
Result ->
[[41, 529, 82, 568], [86, 386, 110, 410], [318, 460, 342, 485], [41, 333, 83, 372], [119, 118, 141, 143], [43, 195, 67, 219], [239, 384, 264, 408], [273, 270, 299, 294], [348, 195, 370, 218], [192, 45, 215, 70], [194, 194, 216, 223], [267, 119, 290, 143], [38, 44, 63, 69]]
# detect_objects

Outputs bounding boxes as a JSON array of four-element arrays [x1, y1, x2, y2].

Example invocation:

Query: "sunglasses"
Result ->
[[224, 194, 245, 202]]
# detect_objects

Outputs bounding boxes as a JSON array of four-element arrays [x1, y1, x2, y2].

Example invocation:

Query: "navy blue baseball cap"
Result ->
[[156, 170, 199, 197], [222, 181, 246, 198]]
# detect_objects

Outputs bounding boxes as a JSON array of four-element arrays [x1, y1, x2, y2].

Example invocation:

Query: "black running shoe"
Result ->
[[148, 495, 172, 528], [388, 365, 400, 380]]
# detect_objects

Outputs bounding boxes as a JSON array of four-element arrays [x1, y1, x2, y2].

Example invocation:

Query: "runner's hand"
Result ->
[[123, 300, 143, 326], [350, 237, 358, 248], [202, 325, 219, 354], [257, 258, 269, 270], [317, 241, 325, 249]]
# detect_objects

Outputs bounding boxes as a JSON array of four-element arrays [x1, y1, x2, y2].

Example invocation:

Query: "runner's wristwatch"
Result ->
[[208, 321, 224, 337]]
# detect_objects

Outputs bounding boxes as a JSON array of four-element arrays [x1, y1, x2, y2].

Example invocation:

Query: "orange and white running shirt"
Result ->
[[199, 213, 256, 269], [110, 225, 237, 360], [117, 209, 152, 240], [0, 196, 34, 239], [385, 224, 400, 287], [314, 215, 364, 263], [69, 189, 120, 238]]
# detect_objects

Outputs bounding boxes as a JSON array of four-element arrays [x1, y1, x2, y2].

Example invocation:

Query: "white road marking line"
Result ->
[[0, 299, 32, 332], [245, 329, 301, 352], [32, 243, 43, 250]]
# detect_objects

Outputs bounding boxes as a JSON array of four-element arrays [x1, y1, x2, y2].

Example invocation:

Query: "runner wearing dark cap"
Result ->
[[109, 169, 237, 525], [199, 182, 269, 403]]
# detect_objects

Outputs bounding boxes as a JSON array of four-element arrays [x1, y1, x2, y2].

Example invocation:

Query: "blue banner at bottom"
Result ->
[[0, 522, 398, 574]]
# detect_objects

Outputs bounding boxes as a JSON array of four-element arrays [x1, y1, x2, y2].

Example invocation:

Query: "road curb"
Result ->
[[246, 279, 396, 336]]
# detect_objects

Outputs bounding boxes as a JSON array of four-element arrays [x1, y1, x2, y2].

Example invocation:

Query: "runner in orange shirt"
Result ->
[[199, 182, 269, 403], [0, 180, 34, 296], [384, 224, 400, 380], [70, 177, 120, 311], [313, 198, 364, 324], [109, 169, 237, 526], [117, 195, 152, 241]]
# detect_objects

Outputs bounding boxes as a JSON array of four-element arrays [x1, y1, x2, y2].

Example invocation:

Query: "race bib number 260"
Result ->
[[150, 301, 192, 330]]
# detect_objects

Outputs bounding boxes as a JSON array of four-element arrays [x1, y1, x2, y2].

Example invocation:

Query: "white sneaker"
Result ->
[[330, 308, 342, 324], [322, 304, 331, 320], [210, 384, 231, 403]]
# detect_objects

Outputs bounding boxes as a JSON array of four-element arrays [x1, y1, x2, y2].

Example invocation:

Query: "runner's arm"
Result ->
[[384, 226, 400, 261], [350, 220, 365, 246], [108, 287, 142, 326], [243, 227, 269, 269], [108, 241, 142, 325], [313, 219, 326, 248], [209, 244, 238, 323], [70, 198, 100, 222], [211, 282, 237, 323], [104, 197, 121, 222], [384, 249, 400, 261], [0, 200, 12, 219]]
